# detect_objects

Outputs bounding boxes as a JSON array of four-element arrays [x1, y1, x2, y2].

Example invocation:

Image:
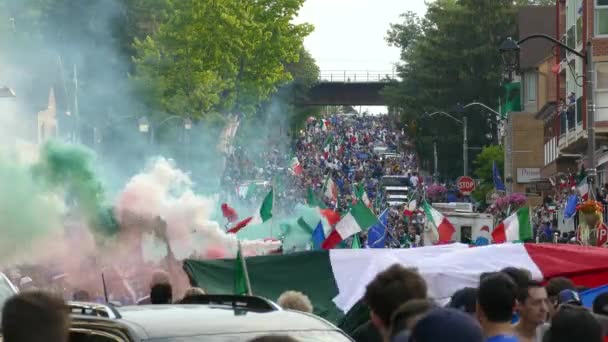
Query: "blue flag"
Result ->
[[564, 194, 579, 219], [367, 209, 389, 248], [580, 285, 608, 308], [493, 160, 506, 191], [311, 221, 325, 250]]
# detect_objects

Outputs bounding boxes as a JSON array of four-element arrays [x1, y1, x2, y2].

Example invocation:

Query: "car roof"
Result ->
[[116, 305, 339, 339]]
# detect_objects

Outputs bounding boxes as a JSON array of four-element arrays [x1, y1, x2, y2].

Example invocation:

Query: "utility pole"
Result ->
[[433, 139, 438, 179], [73, 64, 80, 143], [463, 116, 468, 176], [586, 41, 597, 199]]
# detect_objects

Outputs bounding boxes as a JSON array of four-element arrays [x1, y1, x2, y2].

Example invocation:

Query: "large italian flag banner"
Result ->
[[184, 243, 608, 323]]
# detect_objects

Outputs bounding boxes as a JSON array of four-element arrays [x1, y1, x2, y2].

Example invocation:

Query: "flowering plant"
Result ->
[[576, 200, 603, 214], [489, 193, 528, 219], [426, 184, 447, 201]]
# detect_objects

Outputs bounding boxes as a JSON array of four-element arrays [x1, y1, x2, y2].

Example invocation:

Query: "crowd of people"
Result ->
[[221, 113, 430, 247], [340, 263, 607, 342], [3, 260, 608, 342]]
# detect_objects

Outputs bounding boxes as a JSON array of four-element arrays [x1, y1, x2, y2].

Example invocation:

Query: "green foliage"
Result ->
[[383, 0, 530, 179], [131, 0, 313, 119], [472, 145, 504, 202]]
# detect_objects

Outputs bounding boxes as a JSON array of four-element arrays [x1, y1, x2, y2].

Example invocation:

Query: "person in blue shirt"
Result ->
[[477, 273, 520, 342]]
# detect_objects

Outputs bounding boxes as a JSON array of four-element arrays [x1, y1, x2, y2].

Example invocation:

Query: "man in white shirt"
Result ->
[[410, 173, 419, 188]]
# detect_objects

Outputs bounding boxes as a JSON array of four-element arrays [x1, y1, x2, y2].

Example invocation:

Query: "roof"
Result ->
[[518, 6, 556, 69], [116, 305, 339, 339]]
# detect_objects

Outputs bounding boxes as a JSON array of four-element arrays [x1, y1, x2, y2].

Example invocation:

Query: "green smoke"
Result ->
[[31, 140, 118, 236], [0, 155, 63, 262]]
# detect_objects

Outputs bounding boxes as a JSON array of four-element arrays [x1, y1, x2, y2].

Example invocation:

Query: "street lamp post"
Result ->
[[433, 138, 439, 179], [427, 102, 506, 177], [425, 111, 466, 175], [499, 35, 595, 198], [138, 115, 192, 144]]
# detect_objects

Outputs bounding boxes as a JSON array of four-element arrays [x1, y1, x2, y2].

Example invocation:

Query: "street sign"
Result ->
[[457, 176, 476, 194]]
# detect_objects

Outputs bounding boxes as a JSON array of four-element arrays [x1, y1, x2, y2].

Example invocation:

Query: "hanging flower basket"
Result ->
[[576, 200, 603, 215], [427, 184, 447, 202]]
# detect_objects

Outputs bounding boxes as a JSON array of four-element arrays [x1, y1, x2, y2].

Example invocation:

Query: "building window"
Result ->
[[525, 72, 537, 102], [597, 0, 608, 36], [597, 63, 608, 90], [596, 63, 608, 121]]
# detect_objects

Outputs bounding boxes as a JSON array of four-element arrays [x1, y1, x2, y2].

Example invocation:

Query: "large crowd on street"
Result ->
[[4, 116, 608, 342], [3, 256, 608, 341], [222, 113, 434, 247]]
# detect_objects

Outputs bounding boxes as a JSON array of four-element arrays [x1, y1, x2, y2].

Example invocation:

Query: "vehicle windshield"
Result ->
[[151, 330, 351, 342]]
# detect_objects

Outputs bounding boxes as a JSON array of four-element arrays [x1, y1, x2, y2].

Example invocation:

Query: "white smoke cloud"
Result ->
[[115, 157, 280, 260]]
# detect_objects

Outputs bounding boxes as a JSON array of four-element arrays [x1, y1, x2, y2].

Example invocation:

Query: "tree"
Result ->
[[131, 0, 313, 120], [384, 0, 531, 179], [472, 145, 504, 203]]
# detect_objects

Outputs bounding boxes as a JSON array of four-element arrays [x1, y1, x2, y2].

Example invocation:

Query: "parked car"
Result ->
[[68, 295, 352, 342], [0, 272, 18, 334]]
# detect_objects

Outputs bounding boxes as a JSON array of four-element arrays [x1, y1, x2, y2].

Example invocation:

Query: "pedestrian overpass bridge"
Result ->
[[296, 70, 396, 106]]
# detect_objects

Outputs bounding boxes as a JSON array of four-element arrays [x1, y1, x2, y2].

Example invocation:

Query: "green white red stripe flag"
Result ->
[[354, 183, 371, 207], [186, 244, 608, 321], [324, 176, 338, 202], [290, 157, 303, 176], [251, 189, 273, 224], [492, 207, 532, 243], [322, 201, 378, 249], [422, 201, 455, 244]]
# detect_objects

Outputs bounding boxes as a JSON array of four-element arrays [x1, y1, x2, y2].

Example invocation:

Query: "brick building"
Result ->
[[542, 0, 608, 189], [503, 6, 554, 203]]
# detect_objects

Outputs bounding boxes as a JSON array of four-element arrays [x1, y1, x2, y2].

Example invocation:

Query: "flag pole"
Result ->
[[238, 242, 253, 296], [271, 183, 276, 238]]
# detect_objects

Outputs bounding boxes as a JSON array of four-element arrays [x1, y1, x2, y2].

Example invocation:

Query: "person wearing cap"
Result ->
[[477, 273, 519, 342], [409, 307, 484, 342], [556, 289, 582, 306], [514, 281, 549, 342]]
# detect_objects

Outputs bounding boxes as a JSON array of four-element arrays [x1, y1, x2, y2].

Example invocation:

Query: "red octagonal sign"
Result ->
[[457, 176, 476, 194]]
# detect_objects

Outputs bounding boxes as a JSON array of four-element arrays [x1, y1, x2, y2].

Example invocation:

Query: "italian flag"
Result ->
[[290, 157, 303, 176], [422, 201, 455, 244], [324, 176, 338, 202], [354, 183, 371, 208], [185, 244, 608, 323], [250, 190, 273, 224], [492, 207, 532, 243], [321, 119, 330, 131], [322, 201, 378, 249], [577, 177, 589, 200], [403, 199, 417, 217]]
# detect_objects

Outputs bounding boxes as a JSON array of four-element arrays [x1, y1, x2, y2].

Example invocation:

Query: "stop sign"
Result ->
[[457, 176, 476, 194]]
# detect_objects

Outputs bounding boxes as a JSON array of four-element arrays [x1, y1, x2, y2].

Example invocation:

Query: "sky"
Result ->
[[295, 0, 430, 74], [294, 0, 430, 113]]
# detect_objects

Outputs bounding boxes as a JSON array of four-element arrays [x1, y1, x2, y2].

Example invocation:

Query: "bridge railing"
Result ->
[[318, 70, 397, 83]]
